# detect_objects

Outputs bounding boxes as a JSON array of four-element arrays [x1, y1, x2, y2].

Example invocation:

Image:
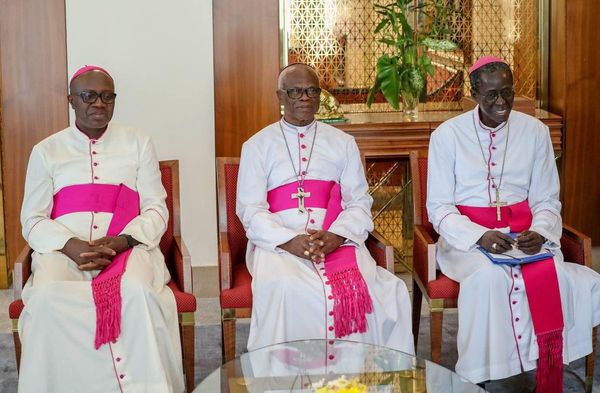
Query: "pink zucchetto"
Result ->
[[69, 65, 112, 85], [468, 56, 507, 74]]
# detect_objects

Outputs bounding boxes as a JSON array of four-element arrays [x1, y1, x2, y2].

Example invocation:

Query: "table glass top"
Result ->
[[194, 339, 485, 392]]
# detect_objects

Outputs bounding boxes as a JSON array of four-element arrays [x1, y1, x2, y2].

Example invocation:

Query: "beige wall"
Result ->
[[66, 0, 217, 267]]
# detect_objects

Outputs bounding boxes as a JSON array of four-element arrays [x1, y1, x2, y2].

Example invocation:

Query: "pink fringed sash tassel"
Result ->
[[91, 249, 132, 349], [325, 246, 373, 337], [322, 183, 372, 338], [52, 183, 140, 349], [531, 327, 563, 393], [267, 180, 373, 338], [457, 200, 564, 393], [522, 257, 564, 393]]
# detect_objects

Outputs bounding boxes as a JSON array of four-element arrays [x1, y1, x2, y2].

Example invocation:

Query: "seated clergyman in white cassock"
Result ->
[[427, 56, 600, 390], [18, 66, 184, 392], [236, 63, 414, 355]]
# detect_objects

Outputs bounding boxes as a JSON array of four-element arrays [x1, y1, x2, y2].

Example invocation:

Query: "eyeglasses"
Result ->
[[74, 90, 117, 104], [482, 88, 515, 103], [282, 87, 321, 99]]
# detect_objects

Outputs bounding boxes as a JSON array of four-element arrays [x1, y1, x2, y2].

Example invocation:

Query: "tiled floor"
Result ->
[[194, 296, 222, 326], [0, 288, 12, 334]]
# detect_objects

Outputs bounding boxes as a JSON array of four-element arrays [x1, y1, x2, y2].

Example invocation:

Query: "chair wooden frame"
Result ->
[[10, 160, 197, 393], [409, 149, 596, 392], [216, 157, 395, 363], [409, 149, 454, 364]]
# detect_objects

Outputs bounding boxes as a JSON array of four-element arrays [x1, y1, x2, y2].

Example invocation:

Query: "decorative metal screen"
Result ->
[[282, 0, 540, 113], [366, 158, 413, 271]]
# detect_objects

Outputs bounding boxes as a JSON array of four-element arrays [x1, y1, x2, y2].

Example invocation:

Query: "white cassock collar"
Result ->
[[280, 117, 317, 135]]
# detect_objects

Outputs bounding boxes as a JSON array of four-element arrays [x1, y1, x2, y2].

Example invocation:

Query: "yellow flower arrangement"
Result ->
[[313, 376, 367, 393]]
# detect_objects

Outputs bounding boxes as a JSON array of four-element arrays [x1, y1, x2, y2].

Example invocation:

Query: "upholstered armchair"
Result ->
[[216, 157, 394, 363], [8, 160, 198, 393], [409, 149, 597, 392]]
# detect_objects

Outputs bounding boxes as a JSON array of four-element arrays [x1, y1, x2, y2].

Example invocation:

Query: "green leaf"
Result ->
[[374, 19, 389, 34], [409, 68, 425, 91], [397, 11, 413, 38], [402, 45, 417, 65], [378, 38, 397, 46], [425, 64, 435, 76], [421, 53, 432, 65], [376, 55, 400, 109], [386, 9, 400, 36], [418, 53, 435, 76], [422, 38, 458, 51], [367, 76, 382, 108]]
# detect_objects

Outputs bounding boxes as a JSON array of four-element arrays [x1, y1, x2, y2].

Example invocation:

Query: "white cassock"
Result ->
[[237, 119, 414, 355], [18, 124, 184, 393], [427, 108, 600, 383]]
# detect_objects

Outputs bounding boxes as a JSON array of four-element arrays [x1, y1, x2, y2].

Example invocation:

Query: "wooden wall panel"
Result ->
[[213, 0, 281, 157], [0, 0, 69, 284], [548, 0, 565, 117], [549, 0, 600, 244]]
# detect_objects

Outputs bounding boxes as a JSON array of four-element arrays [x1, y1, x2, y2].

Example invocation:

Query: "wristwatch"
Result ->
[[122, 234, 137, 249]]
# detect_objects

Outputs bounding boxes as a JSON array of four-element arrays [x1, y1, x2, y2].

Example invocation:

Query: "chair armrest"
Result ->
[[366, 230, 394, 273], [173, 236, 193, 293], [13, 246, 33, 301], [413, 225, 438, 284], [218, 231, 232, 291], [561, 224, 592, 268]]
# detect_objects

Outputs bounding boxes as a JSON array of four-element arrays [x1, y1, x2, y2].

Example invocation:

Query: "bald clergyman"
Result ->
[[236, 63, 414, 355]]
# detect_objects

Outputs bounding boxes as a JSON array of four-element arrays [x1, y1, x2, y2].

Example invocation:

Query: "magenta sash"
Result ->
[[52, 183, 140, 349], [266, 180, 336, 212], [457, 200, 564, 393], [267, 180, 373, 338]]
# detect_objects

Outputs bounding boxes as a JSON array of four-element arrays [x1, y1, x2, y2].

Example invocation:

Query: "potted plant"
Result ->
[[367, 0, 458, 117]]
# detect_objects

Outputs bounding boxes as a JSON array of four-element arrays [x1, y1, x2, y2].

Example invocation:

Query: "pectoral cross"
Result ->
[[489, 188, 508, 221], [291, 187, 311, 214]]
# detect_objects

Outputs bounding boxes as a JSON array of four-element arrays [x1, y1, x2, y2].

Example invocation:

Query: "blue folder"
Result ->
[[477, 232, 554, 265], [477, 246, 554, 265]]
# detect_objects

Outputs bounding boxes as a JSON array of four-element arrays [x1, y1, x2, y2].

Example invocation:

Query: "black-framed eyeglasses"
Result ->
[[282, 87, 321, 99], [482, 88, 515, 103], [74, 90, 117, 104]]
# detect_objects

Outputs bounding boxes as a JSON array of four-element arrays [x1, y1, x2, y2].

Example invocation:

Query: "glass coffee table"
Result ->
[[194, 339, 485, 392]]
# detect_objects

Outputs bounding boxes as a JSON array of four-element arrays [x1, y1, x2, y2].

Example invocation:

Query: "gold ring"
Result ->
[[303, 250, 310, 256]]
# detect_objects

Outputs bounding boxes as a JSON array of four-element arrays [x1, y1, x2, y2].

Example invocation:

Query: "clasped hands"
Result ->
[[477, 230, 544, 255], [60, 236, 129, 271], [279, 229, 345, 263]]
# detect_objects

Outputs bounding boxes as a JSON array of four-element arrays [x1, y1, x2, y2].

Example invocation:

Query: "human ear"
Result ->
[[276, 89, 286, 105]]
